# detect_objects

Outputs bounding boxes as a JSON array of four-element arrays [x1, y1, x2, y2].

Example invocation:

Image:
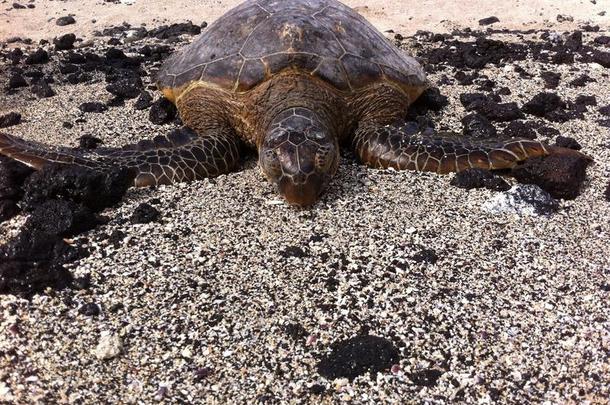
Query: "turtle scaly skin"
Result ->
[[0, 0, 586, 206]]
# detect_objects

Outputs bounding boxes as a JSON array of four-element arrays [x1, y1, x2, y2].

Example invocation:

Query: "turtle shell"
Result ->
[[157, 0, 426, 96]]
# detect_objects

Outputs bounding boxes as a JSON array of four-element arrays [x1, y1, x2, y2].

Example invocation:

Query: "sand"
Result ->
[[1, 0, 610, 403]]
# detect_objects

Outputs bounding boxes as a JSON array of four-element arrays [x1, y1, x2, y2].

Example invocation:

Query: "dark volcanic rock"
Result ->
[[599, 105, 610, 116], [592, 51, 610, 68], [105, 76, 142, 99], [459, 93, 501, 111], [22, 165, 132, 212], [408, 369, 444, 387], [605, 182, 610, 202], [317, 335, 399, 381], [0, 156, 34, 222], [540, 71, 561, 89], [414, 87, 449, 111], [511, 152, 591, 199], [56, 16, 76, 26], [8, 73, 28, 89], [79, 102, 108, 113], [27, 200, 101, 237], [149, 98, 177, 124], [79, 303, 100, 316], [422, 37, 528, 70], [134, 91, 153, 110], [78, 135, 103, 150], [148, 21, 202, 39], [569, 75, 595, 87], [462, 113, 497, 139], [477, 102, 524, 122], [24, 48, 49, 65], [478, 16, 500, 26], [31, 80, 56, 98], [451, 169, 510, 191], [522, 93, 566, 117], [0, 112, 22, 128], [555, 136, 582, 150], [131, 203, 160, 224], [501, 121, 537, 140], [53, 33, 76, 50], [594, 36, 610, 45]]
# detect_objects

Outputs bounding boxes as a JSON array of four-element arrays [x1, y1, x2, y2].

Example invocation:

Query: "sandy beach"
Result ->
[[1, 0, 609, 403]]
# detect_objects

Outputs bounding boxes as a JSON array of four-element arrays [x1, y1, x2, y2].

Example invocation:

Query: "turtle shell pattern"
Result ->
[[157, 0, 426, 94]]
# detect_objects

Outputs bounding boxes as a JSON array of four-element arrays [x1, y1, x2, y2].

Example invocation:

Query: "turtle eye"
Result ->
[[260, 148, 282, 177], [306, 130, 326, 141]]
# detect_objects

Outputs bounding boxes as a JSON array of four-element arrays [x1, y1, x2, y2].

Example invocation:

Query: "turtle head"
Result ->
[[260, 109, 338, 207]]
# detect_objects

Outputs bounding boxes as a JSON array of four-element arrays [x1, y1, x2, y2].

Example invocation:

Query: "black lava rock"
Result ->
[[540, 71, 561, 89], [13, 2, 26, 9], [0, 112, 22, 128], [24, 48, 49, 65], [318, 335, 399, 381], [599, 105, 610, 116], [408, 369, 444, 387], [8, 73, 28, 89], [605, 182, 610, 202], [565, 31, 583, 51], [105, 76, 142, 99], [0, 229, 76, 295], [27, 200, 101, 237], [593, 51, 610, 68], [131, 203, 160, 224], [79, 102, 108, 113], [415, 87, 449, 111], [59, 63, 79, 74], [78, 302, 100, 316], [459, 93, 501, 111], [31, 80, 56, 98], [594, 36, 610, 45], [450, 169, 510, 191], [0, 156, 34, 222], [479, 16, 500, 26], [501, 120, 538, 140], [149, 21, 202, 39], [522, 93, 566, 117], [569, 75, 595, 87], [478, 102, 524, 122], [56, 16, 76, 26], [22, 165, 132, 212], [53, 33, 76, 50], [511, 152, 591, 199], [78, 135, 103, 149], [462, 113, 497, 139], [555, 136, 582, 150], [149, 97, 177, 124], [66, 72, 92, 85], [134, 91, 153, 110]]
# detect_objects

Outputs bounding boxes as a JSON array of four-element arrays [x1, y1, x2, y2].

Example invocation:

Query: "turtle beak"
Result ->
[[277, 173, 327, 207]]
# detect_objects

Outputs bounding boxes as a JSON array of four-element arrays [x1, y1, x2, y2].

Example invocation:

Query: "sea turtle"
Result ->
[[0, 0, 582, 206]]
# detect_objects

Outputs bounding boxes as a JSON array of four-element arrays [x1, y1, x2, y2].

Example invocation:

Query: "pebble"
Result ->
[[0, 112, 22, 128], [79, 102, 108, 113], [94, 332, 122, 360], [56, 16, 76, 26], [53, 34, 77, 51]]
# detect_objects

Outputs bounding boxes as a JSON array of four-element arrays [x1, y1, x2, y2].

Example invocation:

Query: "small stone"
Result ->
[[134, 91, 153, 110], [522, 93, 565, 117], [554, 136, 582, 150], [450, 169, 510, 191], [105, 76, 142, 99], [79, 102, 108, 113], [78, 135, 103, 149], [462, 113, 497, 139], [94, 332, 122, 360], [317, 335, 400, 381], [540, 71, 561, 89], [8, 73, 28, 89], [149, 97, 177, 125], [24, 48, 49, 65], [78, 302, 100, 316], [31, 80, 56, 98], [53, 33, 76, 51], [501, 120, 537, 140], [592, 51, 610, 68], [56, 16, 76, 26], [13, 2, 26, 9], [482, 184, 559, 216], [479, 16, 500, 26], [0, 112, 22, 128], [131, 203, 160, 224]]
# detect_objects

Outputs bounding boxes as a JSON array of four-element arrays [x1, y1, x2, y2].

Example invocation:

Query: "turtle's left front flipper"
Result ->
[[352, 122, 589, 174], [0, 127, 241, 187]]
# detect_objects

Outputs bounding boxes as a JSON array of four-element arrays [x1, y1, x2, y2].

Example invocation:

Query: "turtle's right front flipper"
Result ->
[[352, 122, 590, 174], [0, 127, 241, 187]]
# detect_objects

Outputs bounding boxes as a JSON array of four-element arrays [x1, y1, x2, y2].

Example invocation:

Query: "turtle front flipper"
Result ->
[[0, 127, 241, 187], [352, 122, 589, 174]]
